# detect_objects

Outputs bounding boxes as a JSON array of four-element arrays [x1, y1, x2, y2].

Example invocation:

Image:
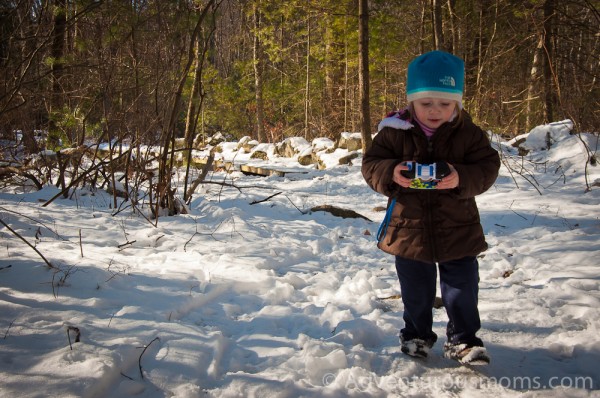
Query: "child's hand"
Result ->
[[393, 162, 414, 188], [436, 164, 459, 189]]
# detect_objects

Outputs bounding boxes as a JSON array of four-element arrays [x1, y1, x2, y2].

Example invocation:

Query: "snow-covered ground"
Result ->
[[1, 121, 599, 397]]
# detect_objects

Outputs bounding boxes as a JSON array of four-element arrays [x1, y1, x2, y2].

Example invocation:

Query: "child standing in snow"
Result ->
[[362, 50, 500, 365]]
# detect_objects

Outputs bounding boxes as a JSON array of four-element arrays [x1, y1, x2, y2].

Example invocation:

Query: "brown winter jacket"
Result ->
[[362, 111, 500, 263]]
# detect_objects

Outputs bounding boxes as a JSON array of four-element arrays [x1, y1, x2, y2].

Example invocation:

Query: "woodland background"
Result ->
[[0, 0, 599, 215], [2, 0, 599, 149]]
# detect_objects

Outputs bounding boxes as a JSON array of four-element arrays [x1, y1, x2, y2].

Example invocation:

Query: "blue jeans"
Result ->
[[395, 255, 483, 347]]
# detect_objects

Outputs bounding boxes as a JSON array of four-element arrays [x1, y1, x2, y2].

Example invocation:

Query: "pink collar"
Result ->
[[413, 109, 457, 138], [414, 117, 436, 138]]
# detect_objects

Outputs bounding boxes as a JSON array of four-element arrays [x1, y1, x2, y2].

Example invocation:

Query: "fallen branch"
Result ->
[[310, 205, 372, 222], [185, 151, 215, 203], [138, 337, 160, 379], [249, 191, 282, 205], [0, 165, 43, 190], [0, 218, 55, 269], [117, 240, 136, 249]]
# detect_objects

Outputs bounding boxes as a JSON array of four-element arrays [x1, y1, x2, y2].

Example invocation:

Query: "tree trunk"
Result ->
[[358, 0, 372, 152], [419, 1, 427, 54], [158, 0, 216, 218], [473, 0, 490, 120], [447, 0, 457, 53], [184, 11, 217, 203], [542, 0, 555, 123], [526, 35, 544, 132], [304, 8, 311, 139], [324, 18, 335, 112], [344, 15, 349, 131], [253, 1, 266, 142], [184, 38, 202, 149], [432, 0, 444, 50], [183, 37, 203, 200], [48, 0, 67, 149]]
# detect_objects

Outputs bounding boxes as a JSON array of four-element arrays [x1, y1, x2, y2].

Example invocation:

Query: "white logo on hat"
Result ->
[[439, 76, 456, 87]]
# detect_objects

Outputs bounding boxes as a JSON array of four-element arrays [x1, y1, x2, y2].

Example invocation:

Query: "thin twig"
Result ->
[[79, 229, 83, 258], [0, 218, 55, 269], [104, 261, 130, 283], [66, 326, 81, 350], [508, 200, 528, 221], [184, 218, 201, 251], [0, 206, 64, 240], [52, 271, 58, 298], [217, 149, 241, 202], [284, 194, 308, 215], [138, 337, 160, 379], [67, 329, 72, 350], [3, 319, 16, 339]]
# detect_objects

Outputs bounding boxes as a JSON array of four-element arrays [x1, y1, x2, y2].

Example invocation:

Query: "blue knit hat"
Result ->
[[406, 50, 464, 108]]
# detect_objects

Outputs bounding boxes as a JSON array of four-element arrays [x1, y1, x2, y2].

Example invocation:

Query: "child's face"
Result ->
[[412, 98, 458, 130]]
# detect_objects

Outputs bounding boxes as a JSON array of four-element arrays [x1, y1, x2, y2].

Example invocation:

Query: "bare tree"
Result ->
[[358, 0, 372, 152], [304, 7, 311, 139], [156, 0, 218, 218], [542, 0, 555, 123], [432, 0, 445, 50], [253, 0, 266, 142], [48, 0, 67, 150]]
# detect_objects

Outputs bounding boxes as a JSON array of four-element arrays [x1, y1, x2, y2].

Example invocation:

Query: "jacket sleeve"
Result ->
[[361, 128, 403, 197], [453, 126, 500, 199]]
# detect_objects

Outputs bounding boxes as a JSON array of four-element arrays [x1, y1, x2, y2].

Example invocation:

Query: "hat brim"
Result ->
[[407, 90, 463, 106]]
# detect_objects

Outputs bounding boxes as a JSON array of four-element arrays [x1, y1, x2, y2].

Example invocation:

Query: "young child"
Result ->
[[362, 50, 500, 365]]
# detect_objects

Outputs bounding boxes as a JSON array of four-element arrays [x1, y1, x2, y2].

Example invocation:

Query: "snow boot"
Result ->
[[401, 337, 434, 359], [443, 342, 490, 365]]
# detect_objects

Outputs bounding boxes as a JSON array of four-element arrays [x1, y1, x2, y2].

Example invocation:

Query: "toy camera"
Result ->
[[400, 161, 451, 189]]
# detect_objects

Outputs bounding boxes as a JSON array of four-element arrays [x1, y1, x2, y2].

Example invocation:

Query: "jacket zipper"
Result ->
[[424, 136, 438, 262], [425, 190, 437, 262]]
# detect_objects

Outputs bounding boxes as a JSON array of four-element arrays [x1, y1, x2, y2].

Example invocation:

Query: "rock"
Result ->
[[337, 132, 362, 151]]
